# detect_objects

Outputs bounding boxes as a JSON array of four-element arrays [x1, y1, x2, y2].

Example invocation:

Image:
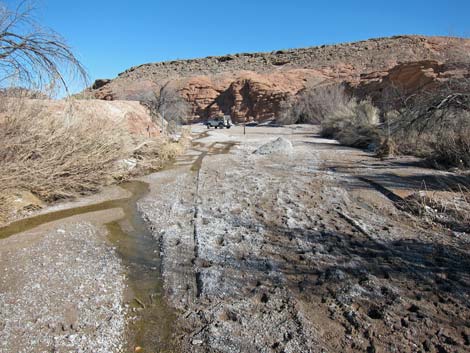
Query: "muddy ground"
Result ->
[[0, 124, 469, 352], [140, 124, 470, 353], [0, 209, 127, 353]]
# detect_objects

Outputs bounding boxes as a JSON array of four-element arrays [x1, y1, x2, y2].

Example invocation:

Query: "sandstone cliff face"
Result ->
[[90, 35, 470, 122], [196, 70, 327, 121], [351, 60, 470, 105]]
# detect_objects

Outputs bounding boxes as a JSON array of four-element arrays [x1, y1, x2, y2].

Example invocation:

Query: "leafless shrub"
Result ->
[[0, 86, 47, 98], [380, 79, 470, 167], [0, 97, 186, 222], [278, 84, 350, 124], [393, 82, 469, 134], [0, 1, 87, 93], [0, 98, 133, 202], [278, 83, 381, 148], [131, 136, 189, 175], [321, 99, 381, 148], [143, 82, 191, 133], [402, 186, 470, 233]]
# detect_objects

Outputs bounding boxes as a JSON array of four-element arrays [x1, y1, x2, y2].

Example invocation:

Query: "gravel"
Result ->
[[0, 222, 126, 353]]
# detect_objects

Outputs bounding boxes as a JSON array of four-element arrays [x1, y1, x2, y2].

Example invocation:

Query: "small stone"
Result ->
[[462, 331, 470, 345], [367, 341, 376, 353], [134, 346, 143, 352], [192, 339, 203, 345], [422, 339, 432, 352], [401, 318, 409, 328], [424, 318, 433, 328]]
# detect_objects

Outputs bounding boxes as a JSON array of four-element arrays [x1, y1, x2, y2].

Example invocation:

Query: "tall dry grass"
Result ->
[[0, 98, 133, 201], [320, 98, 381, 148], [402, 186, 470, 233], [277, 84, 382, 148], [0, 97, 186, 223]]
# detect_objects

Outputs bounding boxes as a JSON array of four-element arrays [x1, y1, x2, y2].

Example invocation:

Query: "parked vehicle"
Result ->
[[205, 115, 232, 129]]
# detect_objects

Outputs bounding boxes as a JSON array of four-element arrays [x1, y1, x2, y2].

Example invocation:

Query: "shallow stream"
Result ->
[[0, 181, 178, 352], [0, 132, 238, 352]]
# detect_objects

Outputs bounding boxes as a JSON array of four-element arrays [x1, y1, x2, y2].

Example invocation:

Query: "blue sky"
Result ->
[[8, 0, 469, 90]]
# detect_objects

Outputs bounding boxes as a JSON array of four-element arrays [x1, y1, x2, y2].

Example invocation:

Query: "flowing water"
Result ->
[[0, 134, 238, 352], [0, 181, 178, 352]]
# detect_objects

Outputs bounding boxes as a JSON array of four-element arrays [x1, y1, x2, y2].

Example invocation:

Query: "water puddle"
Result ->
[[0, 133, 238, 352], [106, 182, 178, 352], [0, 181, 179, 352]]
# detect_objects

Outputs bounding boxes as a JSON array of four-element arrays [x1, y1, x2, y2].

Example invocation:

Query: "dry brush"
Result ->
[[0, 98, 187, 223]]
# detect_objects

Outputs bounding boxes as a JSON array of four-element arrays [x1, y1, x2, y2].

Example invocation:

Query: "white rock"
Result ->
[[254, 137, 293, 155], [116, 158, 138, 171]]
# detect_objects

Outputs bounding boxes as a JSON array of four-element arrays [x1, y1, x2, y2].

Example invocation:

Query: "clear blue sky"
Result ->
[[8, 0, 469, 90]]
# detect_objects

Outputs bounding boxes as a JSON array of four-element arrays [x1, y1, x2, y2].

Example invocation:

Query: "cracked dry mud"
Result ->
[[140, 125, 470, 353]]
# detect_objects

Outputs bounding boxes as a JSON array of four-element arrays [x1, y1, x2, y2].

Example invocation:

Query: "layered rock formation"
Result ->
[[351, 60, 470, 105], [89, 35, 470, 122]]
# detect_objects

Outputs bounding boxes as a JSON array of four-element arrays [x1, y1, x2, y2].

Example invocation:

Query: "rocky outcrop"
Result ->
[[88, 35, 470, 122], [1, 98, 161, 137], [351, 60, 470, 105], [199, 70, 327, 121], [92, 79, 111, 90], [178, 76, 231, 119]]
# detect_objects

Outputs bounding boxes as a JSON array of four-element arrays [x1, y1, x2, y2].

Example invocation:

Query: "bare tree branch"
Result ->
[[277, 84, 351, 125], [143, 82, 190, 133], [0, 1, 88, 94]]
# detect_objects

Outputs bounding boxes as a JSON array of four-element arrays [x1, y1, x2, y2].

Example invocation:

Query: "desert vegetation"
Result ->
[[279, 79, 470, 169], [0, 1, 87, 93], [0, 97, 187, 223], [143, 82, 191, 134], [279, 84, 381, 148], [0, 2, 188, 224], [382, 79, 470, 168], [277, 79, 470, 232]]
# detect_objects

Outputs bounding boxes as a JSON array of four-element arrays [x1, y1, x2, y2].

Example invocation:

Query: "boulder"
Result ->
[[254, 137, 293, 155], [92, 79, 111, 90]]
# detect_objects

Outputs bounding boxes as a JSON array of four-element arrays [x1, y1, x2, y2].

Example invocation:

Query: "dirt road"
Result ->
[[140, 124, 470, 353], [1, 124, 469, 352]]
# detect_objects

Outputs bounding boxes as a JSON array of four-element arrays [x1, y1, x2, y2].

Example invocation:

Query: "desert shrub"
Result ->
[[383, 79, 470, 167], [429, 123, 470, 168], [0, 98, 134, 201], [130, 134, 189, 175], [278, 84, 350, 125], [0, 98, 186, 222], [143, 82, 191, 132], [402, 188, 470, 233], [278, 83, 381, 148], [320, 98, 381, 148]]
